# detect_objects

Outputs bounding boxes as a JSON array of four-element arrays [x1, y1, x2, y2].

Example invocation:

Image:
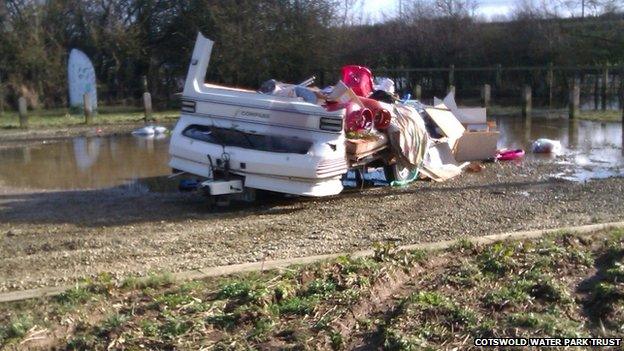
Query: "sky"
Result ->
[[361, 0, 515, 22]]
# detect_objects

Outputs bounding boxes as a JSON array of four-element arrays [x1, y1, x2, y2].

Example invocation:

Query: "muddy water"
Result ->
[[496, 117, 624, 181], [0, 135, 171, 190], [0, 117, 622, 191]]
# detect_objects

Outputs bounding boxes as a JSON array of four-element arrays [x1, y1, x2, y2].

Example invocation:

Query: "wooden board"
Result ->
[[345, 134, 388, 154], [453, 131, 500, 162], [425, 106, 465, 141]]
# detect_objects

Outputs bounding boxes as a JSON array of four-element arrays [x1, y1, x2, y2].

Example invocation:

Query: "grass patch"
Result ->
[[578, 110, 622, 122], [477, 241, 518, 276], [121, 272, 175, 290], [488, 104, 622, 122], [278, 296, 318, 315], [0, 314, 33, 345], [0, 106, 178, 129]]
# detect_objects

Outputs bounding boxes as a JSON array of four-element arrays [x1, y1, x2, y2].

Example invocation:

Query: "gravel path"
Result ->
[[1, 161, 623, 292]]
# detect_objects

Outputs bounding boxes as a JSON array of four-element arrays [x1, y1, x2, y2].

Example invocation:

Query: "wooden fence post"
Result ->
[[18, 97, 28, 128], [447, 85, 455, 96], [142, 75, 148, 94], [481, 84, 491, 108], [143, 92, 153, 122], [569, 79, 580, 119], [602, 65, 609, 111], [522, 85, 532, 119], [593, 74, 600, 110], [0, 73, 4, 116], [448, 64, 455, 87], [83, 93, 93, 124], [413, 84, 422, 100], [495, 64, 502, 90], [547, 62, 554, 109]]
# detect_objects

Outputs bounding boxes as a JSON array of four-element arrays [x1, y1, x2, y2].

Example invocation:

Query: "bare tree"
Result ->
[[435, 0, 478, 17]]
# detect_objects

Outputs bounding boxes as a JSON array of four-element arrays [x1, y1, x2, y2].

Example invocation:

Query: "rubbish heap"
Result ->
[[259, 65, 501, 183]]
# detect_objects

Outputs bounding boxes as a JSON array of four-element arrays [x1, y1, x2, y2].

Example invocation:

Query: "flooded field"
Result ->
[[0, 135, 171, 190], [0, 117, 622, 191]]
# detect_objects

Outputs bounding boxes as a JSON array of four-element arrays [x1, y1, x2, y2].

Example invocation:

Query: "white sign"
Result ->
[[68, 49, 97, 110]]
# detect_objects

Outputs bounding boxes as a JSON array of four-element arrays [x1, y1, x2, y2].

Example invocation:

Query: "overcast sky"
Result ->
[[361, 0, 515, 21]]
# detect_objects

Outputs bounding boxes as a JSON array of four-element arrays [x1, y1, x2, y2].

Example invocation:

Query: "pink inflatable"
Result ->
[[496, 149, 525, 161]]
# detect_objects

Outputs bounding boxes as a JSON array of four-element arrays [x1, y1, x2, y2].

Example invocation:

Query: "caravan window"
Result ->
[[182, 125, 312, 154]]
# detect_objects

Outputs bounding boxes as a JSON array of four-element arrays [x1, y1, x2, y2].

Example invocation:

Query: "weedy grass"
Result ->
[[0, 107, 178, 129], [1, 229, 623, 350], [488, 105, 622, 122]]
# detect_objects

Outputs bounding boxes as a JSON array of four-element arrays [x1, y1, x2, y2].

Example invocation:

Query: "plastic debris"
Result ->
[[373, 77, 395, 94], [496, 149, 525, 161], [532, 139, 562, 154], [132, 125, 168, 136], [341, 65, 374, 97]]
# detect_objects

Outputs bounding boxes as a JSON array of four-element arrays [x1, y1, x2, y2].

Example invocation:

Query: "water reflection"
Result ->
[[495, 116, 624, 181], [0, 118, 623, 190], [0, 135, 170, 189], [73, 137, 101, 170]]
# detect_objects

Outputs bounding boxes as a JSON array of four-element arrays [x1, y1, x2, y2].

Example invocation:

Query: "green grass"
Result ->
[[488, 104, 622, 122], [0, 106, 179, 129], [578, 109, 623, 122]]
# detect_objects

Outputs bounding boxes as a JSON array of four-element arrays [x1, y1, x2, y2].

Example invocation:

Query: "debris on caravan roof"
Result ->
[[256, 67, 503, 184]]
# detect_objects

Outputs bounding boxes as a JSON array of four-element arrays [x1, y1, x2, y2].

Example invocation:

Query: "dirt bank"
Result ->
[[1, 161, 623, 292]]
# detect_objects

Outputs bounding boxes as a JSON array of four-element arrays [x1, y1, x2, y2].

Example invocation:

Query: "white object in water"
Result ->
[[132, 125, 168, 136], [532, 138, 562, 154], [153, 126, 168, 134]]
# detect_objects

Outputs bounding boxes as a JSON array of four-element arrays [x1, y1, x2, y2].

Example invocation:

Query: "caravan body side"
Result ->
[[168, 33, 348, 196]]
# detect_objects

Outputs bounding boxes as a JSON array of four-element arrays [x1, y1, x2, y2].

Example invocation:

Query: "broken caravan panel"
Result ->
[[169, 32, 350, 197]]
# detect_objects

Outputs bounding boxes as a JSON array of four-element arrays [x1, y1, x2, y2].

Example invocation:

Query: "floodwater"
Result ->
[[0, 117, 622, 191], [496, 117, 624, 181], [0, 135, 171, 190]]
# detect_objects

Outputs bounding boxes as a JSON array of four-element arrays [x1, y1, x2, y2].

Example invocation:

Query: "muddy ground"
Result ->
[[1, 160, 624, 292]]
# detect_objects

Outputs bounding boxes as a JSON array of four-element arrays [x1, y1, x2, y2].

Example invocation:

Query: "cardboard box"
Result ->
[[453, 131, 500, 162], [426, 101, 499, 162]]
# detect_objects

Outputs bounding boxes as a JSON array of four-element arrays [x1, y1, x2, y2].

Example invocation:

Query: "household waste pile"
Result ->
[[260, 65, 500, 183]]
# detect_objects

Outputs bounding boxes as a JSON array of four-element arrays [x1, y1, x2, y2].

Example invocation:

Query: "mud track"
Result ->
[[1, 161, 624, 292]]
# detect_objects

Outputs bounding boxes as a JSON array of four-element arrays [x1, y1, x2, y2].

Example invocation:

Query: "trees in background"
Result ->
[[0, 0, 622, 108]]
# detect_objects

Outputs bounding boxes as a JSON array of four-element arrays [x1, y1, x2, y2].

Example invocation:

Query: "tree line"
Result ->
[[0, 0, 622, 109]]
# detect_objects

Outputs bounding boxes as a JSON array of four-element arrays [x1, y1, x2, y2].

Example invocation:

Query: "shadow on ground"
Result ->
[[0, 176, 558, 228]]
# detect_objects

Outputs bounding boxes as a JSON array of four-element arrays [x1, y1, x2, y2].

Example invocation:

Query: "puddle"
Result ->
[[0, 135, 172, 190], [0, 117, 622, 191], [496, 117, 624, 181]]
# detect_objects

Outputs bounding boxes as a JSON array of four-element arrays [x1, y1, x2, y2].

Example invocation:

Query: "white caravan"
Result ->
[[168, 33, 408, 199]]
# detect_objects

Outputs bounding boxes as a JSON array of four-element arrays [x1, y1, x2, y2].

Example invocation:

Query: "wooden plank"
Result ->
[[425, 106, 465, 141], [345, 134, 387, 154], [453, 131, 500, 162]]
